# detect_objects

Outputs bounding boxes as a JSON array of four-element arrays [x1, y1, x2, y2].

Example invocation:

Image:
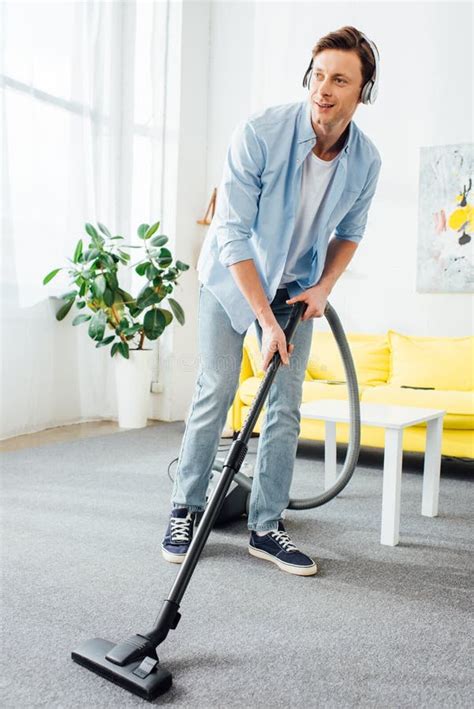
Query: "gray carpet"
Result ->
[[1, 422, 473, 708]]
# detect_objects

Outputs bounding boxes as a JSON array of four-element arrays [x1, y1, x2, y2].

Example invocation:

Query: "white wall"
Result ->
[[150, 0, 211, 423], [205, 0, 473, 337]]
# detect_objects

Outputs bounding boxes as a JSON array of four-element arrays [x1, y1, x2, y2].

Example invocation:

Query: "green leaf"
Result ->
[[144, 221, 160, 239], [118, 250, 131, 262], [85, 223, 99, 239], [118, 289, 135, 307], [159, 308, 173, 326], [143, 308, 166, 340], [73, 239, 83, 263], [122, 323, 142, 337], [93, 274, 106, 298], [79, 281, 87, 297], [118, 341, 130, 359], [151, 277, 165, 291], [97, 222, 112, 238], [103, 287, 114, 307], [135, 261, 151, 277], [76, 300, 86, 309], [107, 271, 119, 291], [85, 222, 99, 237], [157, 247, 173, 268], [88, 310, 106, 341], [168, 297, 185, 325], [146, 263, 160, 281], [59, 290, 77, 301], [116, 317, 130, 333], [150, 235, 168, 248], [176, 260, 189, 271], [110, 235, 125, 240], [43, 268, 62, 285], [137, 223, 150, 239], [95, 335, 115, 348], [128, 307, 141, 319], [98, 253, 116, 269], [111, 342, 120, 358], [136, 286, 160, 309], [85, 222, 104, 248], [83, 248, 100, 262], [72, 313, 91, 326], [56, 299, 74, 321], [163, 268, 178, 281]]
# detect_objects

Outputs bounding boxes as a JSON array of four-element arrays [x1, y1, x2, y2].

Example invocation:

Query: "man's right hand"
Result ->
[[261, 323, 294, 371]]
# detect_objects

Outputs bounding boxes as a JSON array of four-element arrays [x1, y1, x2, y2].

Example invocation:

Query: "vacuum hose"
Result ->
[[213, 301, 361, 509]]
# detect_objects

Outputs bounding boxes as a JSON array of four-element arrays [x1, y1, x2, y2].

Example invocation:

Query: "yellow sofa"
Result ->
[[226, 329, 474, 460]]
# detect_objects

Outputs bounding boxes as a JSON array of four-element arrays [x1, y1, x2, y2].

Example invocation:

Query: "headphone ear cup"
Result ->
[[361, 79, 373, 105], [302, 58, 313, 89]]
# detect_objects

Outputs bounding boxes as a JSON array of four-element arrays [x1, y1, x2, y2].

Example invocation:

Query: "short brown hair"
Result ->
[[311, 26, 378, 93]]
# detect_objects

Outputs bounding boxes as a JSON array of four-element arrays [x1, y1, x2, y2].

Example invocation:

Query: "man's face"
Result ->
[[308, 49, 364, 132]]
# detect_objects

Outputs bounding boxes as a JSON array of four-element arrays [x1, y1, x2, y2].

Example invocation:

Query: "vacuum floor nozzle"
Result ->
[[71, 638, 172, 701]]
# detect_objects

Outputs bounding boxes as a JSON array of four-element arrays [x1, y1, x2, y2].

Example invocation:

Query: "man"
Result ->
[[162, 26, 382, 577]]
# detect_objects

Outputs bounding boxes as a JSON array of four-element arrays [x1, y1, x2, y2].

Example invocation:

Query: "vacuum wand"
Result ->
[[142, 300, 308, 647]]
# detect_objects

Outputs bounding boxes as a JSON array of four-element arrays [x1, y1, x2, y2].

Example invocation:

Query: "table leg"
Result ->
[[422, 415, 443, 517], [381, 428, 403, 546], [324, 421, 337, 490]]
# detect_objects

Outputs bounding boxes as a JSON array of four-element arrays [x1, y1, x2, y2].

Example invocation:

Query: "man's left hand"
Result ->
[[285, 284, 330, 320]]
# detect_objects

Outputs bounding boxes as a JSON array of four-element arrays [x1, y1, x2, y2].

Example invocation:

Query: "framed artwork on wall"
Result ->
[[417, 143, 473, 293]]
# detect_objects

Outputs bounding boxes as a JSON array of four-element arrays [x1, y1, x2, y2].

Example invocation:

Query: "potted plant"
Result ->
[[43, 220, 189, 428]]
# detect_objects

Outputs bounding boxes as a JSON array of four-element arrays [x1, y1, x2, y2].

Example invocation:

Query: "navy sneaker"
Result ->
[[248, 521, 318, 576], [161, 508, 195, 564]]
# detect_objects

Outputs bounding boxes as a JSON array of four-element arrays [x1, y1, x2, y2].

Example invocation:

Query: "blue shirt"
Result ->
[[197, 99, 382, 334]]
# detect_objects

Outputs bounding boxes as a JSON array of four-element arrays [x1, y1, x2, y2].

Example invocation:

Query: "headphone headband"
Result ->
[[302, 31, 379, 105]]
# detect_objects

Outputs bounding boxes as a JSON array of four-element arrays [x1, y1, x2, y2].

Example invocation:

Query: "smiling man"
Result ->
[[162, 26, 382, 576]]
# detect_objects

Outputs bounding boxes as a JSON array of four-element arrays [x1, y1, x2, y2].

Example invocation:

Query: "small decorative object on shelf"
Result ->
[[197, 187, 217, 225]]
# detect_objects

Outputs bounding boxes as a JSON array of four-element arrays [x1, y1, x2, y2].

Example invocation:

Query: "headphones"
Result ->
[[302, 31, 379, 105]]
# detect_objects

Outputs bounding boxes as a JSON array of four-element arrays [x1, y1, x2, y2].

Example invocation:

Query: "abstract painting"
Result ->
[[417, 143, 473, 292]]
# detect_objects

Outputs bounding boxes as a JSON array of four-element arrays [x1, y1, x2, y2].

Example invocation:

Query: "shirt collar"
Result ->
[[298, 99, 353, 155]]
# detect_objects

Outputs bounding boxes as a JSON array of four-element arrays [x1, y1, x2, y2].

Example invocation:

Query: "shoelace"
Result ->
[[170, 515, 193, 543], [269, 530, 298, 553]]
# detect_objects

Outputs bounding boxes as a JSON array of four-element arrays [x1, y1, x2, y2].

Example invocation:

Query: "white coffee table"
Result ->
[[300, 399, 446, 546]]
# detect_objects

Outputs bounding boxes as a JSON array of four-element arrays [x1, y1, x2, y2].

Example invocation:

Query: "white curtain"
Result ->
[[0, 0, 171, 438]]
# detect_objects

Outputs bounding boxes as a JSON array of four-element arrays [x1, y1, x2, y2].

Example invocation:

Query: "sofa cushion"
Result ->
[[362, 385, 474, 429], [238, 377, 264, 406], [388, 330, 474, 391], [307, 331, 390, 385], [302, 380, 367, 402], [244, 334, 312, 381], [238, 377, 366, 407]]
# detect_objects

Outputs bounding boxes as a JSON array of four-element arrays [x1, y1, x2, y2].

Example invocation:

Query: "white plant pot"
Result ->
[[114, 348, 154, 429]]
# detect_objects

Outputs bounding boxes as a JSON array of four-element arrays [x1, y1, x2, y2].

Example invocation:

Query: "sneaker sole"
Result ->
[[161, 545, 187, 564], [248, 545, 318, 576]]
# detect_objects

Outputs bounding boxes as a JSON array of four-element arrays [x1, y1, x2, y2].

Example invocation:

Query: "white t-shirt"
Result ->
[[278, 149, 340, 287]]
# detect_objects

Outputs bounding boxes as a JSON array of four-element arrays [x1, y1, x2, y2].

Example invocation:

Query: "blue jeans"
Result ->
[[171, 283, 313, 532]]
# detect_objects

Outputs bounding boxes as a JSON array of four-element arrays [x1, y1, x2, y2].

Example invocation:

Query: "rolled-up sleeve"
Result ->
[[215, 120, 265, 268], [335, 158, 382, 244]]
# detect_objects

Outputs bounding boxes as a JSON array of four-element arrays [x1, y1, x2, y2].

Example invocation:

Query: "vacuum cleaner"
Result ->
[[71, 300, 361, 701]]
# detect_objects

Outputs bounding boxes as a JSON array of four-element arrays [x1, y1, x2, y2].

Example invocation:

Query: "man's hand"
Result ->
[[261, 323, 294, 371], [285, 283, 330, 321]]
